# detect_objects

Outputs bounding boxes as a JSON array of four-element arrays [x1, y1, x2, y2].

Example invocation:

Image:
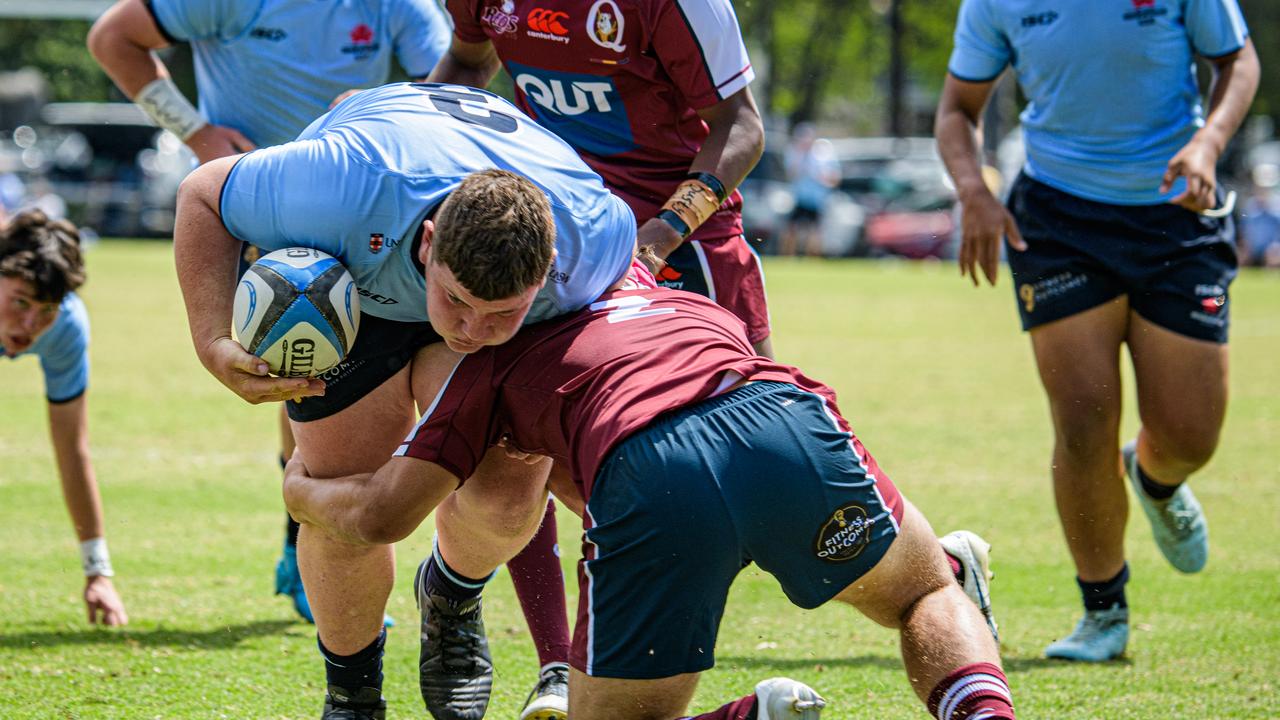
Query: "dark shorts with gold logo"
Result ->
[[1006, 174, 1237, 343], [571, 381, 902, 679], [286, 312, 443, 423]]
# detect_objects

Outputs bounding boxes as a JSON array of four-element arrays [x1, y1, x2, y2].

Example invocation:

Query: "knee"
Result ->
[[1143, 422, 1221, 472], [1051, 395, 1121, 456]]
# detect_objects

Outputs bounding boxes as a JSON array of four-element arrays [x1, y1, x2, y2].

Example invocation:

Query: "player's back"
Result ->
[[491, 288, 829, 487], [221, 83, 636, 323]]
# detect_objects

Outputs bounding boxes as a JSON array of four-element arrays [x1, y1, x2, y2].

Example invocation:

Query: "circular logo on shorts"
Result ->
[[814, 504, 872, 563]]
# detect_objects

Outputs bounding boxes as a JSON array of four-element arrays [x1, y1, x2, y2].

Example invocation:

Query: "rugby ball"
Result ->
[[232, 248, 360, 377]]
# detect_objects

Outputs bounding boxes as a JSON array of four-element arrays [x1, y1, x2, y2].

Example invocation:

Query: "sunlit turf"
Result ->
[[1, 241, 1277, 718]]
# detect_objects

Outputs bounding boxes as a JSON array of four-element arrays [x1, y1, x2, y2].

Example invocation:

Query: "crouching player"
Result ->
[[282, 282, 1015, 719], [1, 210, 128, 627]]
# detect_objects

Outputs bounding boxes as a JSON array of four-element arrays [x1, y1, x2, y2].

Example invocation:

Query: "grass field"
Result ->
[[1, 241, 1277, 719]]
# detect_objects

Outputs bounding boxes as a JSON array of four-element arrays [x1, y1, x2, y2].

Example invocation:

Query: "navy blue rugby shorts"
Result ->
[[1006, 174, 1237, 343], [572, 381, 903, 679]]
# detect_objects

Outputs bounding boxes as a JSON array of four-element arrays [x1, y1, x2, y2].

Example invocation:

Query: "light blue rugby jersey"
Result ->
[[948, 0, 1248, 205], [1, 293, 90, 403], [149, 0, 450, 147], [220, 82, 638, 324]]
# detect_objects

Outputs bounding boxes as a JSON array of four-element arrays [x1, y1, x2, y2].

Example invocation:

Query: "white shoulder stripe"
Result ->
[[673, 0, 755, 98]]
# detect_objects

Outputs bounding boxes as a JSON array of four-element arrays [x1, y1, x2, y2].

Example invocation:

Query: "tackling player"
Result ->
[[1, 210, 128, 628], [281, 285, 1018, 720], [171, 82, 638, 719], [426, 3, 770, 711], [87, 0, 450, 623], [936, 0, 1259, 661]]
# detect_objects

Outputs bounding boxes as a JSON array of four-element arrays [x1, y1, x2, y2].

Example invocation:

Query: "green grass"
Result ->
[[2, 242, 1278, 718]]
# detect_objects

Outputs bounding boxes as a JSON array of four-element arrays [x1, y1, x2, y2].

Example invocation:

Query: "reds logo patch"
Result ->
[[369, 233, 384, 254], [483, 0, 520, 34]]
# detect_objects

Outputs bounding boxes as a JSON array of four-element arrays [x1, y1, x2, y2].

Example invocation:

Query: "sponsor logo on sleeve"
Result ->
[[814, 504, 874, 562], [482, 0, 520, 35], [586, 0, 625, 52], [528, 8, 569, 43]]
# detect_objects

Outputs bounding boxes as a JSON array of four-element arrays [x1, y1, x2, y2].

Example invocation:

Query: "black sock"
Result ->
[[286, 515, 300, 547], [1079, 563, 1129, 612], [1137, 463, 1181, 500], [423, 545, 491, 603], [320, 629, 385, 692]]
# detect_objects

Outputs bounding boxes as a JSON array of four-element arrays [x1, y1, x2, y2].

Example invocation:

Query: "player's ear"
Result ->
[[419, 220, 435, 266]]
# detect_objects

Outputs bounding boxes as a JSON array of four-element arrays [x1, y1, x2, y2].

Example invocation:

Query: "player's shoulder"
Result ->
[[32, 292, 89, 358]]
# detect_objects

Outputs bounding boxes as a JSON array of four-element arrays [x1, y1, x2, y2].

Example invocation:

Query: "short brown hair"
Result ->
[[0, 209, 85, 302], [431, 169, 555, 300]]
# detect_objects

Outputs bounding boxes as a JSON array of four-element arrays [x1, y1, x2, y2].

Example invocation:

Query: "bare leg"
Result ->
[[1127, 313, 1228, 484], [568, 669, 700, 720], [434, 448, 552, 578], [835, 501, 1001, 703], [1028, 299, 1130, 582], [292, 367, 414, 654]]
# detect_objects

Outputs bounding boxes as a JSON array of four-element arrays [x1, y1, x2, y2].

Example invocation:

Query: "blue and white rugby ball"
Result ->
[[232, 248, 360, 377]]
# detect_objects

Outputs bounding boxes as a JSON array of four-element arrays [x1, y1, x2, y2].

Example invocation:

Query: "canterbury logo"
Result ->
[[528, 8, 569, 34]]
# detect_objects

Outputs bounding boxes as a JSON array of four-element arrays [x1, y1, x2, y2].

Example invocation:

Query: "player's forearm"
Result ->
[[936, 106, 991, 205], [1197, 39, 1260, 157], [285, 458, 454, 545], [426, 48, 501, 88], [692, 89, 764, 196], [284, 472, 381, 545], [47, 397, 106, 542], [173, 160, 243, 362]]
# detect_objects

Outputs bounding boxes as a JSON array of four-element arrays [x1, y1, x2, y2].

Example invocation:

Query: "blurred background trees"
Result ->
[[0, 0, 1276, 134]]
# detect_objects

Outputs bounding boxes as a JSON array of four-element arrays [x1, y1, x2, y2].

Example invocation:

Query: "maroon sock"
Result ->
[[944, 549, 963, 582], [927, 662, 1015, 719], [682, 694, 757, 720], [507, 499, 571, 667]]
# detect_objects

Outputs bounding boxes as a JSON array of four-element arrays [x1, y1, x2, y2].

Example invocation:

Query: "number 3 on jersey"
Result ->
[[411, 83, 518, 134], [591, 295, 676, 323]]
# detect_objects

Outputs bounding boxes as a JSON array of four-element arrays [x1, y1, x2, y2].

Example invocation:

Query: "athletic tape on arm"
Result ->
[[134, 77, 205, 141]]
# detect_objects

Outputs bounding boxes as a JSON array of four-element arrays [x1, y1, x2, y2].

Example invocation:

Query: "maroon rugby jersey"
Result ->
[[446, 0, 752, 240], [396, 288, 839, 497]]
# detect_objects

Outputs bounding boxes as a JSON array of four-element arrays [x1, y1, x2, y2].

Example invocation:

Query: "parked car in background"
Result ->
[[2, 103, 194, 237], [739, 136, 868, 258], [740, 134, 956, 258], [829, 137, 957, 259]]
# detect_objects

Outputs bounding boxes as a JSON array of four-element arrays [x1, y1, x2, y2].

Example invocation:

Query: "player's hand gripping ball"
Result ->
[[232, 248, 360, 377]]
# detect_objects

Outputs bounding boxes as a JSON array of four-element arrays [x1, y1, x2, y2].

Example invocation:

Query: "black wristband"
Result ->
[[656, 208, 691, 239], [686, 171, 727, 203]]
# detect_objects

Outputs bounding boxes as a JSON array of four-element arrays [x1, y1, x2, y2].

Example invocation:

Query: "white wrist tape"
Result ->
[[80, 537, 115, 577], [134, 77, 205, 141]]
